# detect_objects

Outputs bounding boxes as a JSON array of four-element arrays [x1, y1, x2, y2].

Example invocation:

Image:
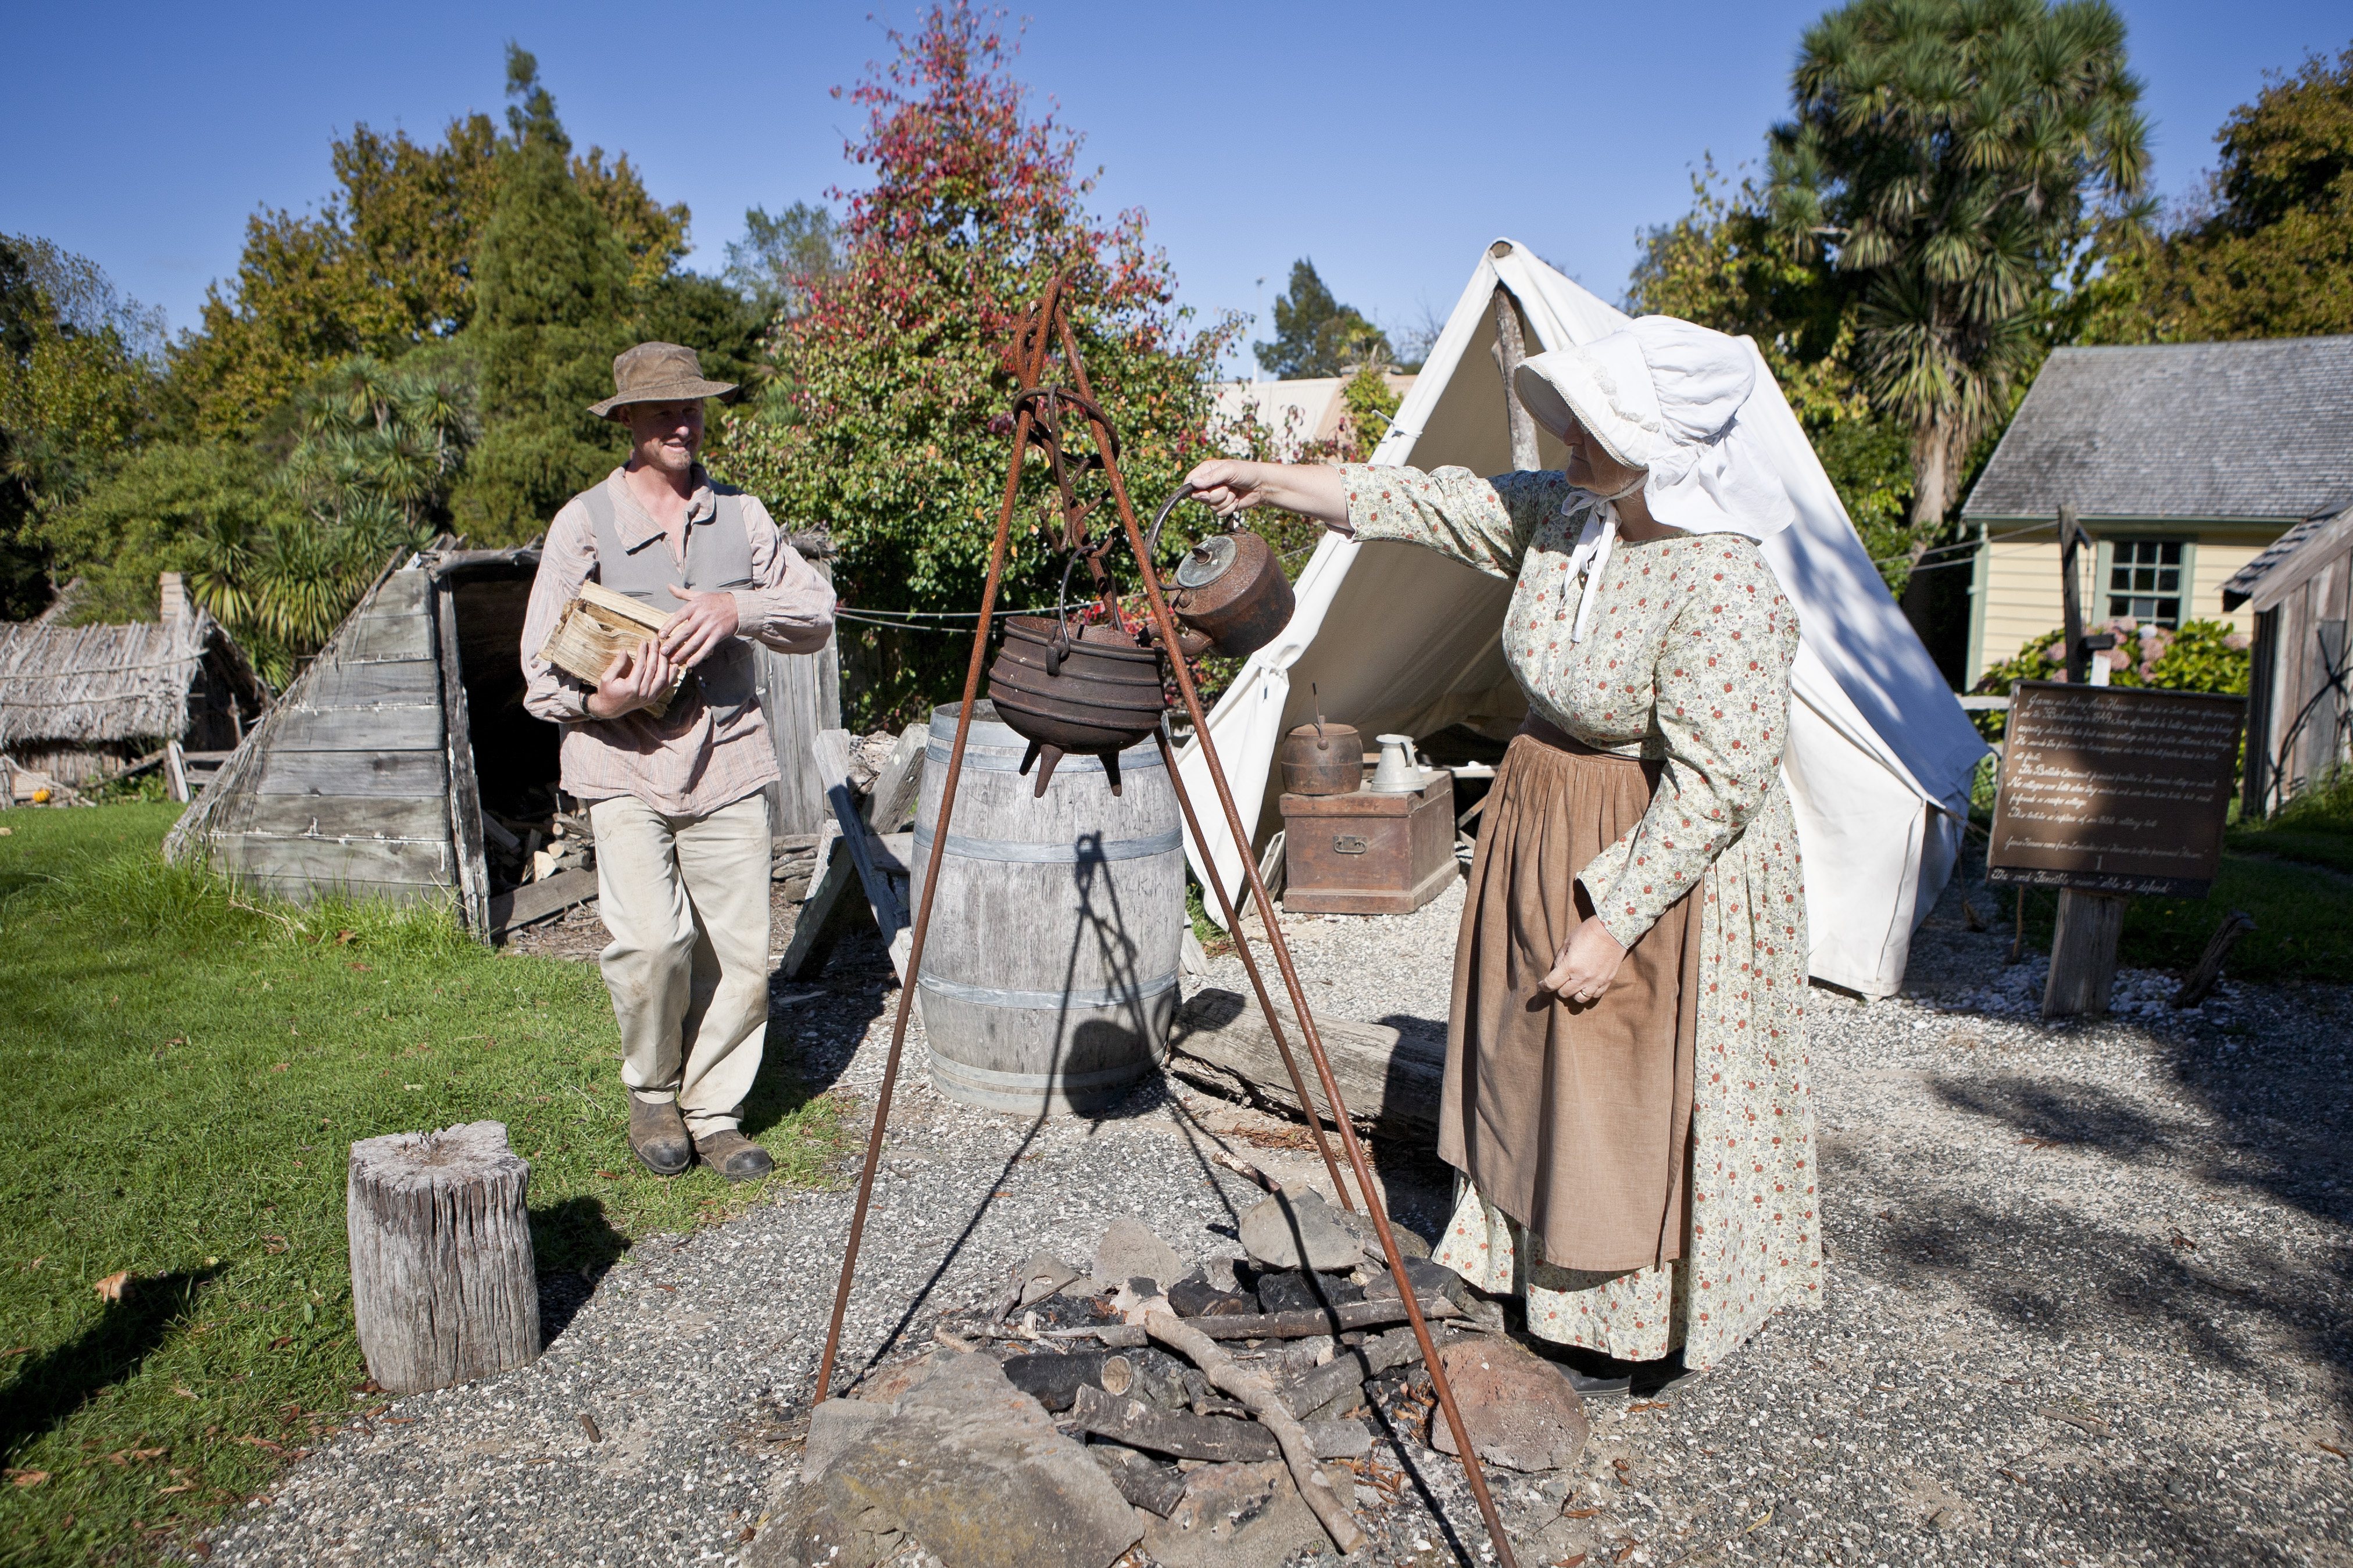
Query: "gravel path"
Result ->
[[206, 868, 2352, 1567]]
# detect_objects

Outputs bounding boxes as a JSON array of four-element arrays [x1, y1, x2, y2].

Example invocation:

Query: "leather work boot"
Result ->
[[628, 1096, 693, 1177], [694, 1129, 775, 1182]]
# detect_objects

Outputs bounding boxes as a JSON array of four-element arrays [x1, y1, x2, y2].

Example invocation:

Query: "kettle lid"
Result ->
[[1174, 534, 1238, 589]]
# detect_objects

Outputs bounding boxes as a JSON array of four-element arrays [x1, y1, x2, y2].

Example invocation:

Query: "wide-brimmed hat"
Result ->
[[588, 342, 739, 420]]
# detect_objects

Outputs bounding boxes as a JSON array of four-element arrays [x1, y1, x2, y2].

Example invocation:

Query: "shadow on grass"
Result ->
[[0, 1265, 221, 1465]]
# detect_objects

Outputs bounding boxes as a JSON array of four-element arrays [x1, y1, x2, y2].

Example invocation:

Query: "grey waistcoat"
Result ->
[[582, 481, 758, 724]]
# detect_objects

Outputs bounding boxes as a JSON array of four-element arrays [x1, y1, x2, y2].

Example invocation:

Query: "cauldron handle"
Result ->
[[1047, 552, 1083, 675]]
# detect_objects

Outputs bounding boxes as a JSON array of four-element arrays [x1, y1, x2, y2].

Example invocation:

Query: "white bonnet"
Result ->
[[1514, 316, 1796, 541]]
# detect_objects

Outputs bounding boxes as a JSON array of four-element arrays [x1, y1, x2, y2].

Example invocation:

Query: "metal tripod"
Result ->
[[810, 274, 1521, 1568]]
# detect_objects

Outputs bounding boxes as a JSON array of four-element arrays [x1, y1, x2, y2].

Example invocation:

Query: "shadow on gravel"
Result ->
[[1865, 1169, 2351, 1388]]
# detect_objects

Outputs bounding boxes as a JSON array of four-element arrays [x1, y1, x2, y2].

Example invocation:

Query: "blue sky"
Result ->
[[3, 1, 2343, 371]]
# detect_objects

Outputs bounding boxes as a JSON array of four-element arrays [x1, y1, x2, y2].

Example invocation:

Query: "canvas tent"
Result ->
[[1177, 239, 1990, 997]]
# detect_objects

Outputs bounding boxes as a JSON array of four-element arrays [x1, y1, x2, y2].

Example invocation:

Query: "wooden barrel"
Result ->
[[910, 701, 1182, 1114]]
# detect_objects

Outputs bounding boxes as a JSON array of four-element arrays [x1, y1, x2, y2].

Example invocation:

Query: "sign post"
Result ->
[[1986, 681, 2245, 1018]]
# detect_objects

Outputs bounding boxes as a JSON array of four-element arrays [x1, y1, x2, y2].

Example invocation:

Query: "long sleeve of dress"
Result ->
[[1579, 543, 1802, 948], [1335, 464, 1579, 580]]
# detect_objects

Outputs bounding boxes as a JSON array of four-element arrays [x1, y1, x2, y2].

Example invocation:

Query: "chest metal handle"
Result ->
[[1333, 835, 1368, 855]]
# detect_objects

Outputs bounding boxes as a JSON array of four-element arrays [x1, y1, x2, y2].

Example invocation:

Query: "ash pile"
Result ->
[[757, 1188, 1594, 1568]]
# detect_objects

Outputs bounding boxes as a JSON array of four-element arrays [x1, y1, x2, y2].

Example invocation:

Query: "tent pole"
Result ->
[[1051, 310, 1524, 1568], [1488, 278, 1542, 472]]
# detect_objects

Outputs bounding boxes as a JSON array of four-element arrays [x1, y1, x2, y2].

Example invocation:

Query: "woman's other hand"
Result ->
[[1539, 916, 1628, 1005], [1182, 459, 1351, 527]]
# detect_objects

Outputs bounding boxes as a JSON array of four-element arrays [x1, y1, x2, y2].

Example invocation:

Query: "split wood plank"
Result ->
[[816, 728, 913, 979], [226, 795, 452, 842], [254, 749, 448, 798], [1067, 1384, 1279, 1462], [487, 868, 599, 936], [271, 704, 444, 753], [337, 614, 434, 663], [1168, 987, 1444, 1139], [435, 582, 492, 936], [2174, 910, 2255, 1008], [863, 725, 928, 835], [295, 659, 441, 710]]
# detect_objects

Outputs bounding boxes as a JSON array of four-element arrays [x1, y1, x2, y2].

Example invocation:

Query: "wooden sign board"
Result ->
[[1986, 681, 2245, 898]]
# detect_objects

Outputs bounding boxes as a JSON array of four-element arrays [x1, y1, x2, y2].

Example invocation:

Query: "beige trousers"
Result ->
[[589, 792, 771, 1136]]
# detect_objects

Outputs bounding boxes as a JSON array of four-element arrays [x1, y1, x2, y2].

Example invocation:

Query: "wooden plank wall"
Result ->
[[2272, 547, 2351, 803], [181, 563, 460, 906], [757, 561, 842, 840]]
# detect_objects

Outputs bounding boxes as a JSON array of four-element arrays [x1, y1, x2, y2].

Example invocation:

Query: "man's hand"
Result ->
[[660, 585, 740, 667], [585, 640, 680, 720], [1537, 915, 1629, 1007]]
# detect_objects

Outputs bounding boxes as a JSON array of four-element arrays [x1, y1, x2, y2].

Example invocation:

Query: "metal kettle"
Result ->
[[1147, 485, 1295, 660], [1275, 685, 1361, 796]]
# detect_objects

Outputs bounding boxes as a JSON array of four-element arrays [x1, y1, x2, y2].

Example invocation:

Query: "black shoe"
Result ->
[[694, 1129, 775, 1182], [1535, 1343, 1633, 1398], [628, 1096, 692, 1177], [1629, 1349, 1704, 1398]]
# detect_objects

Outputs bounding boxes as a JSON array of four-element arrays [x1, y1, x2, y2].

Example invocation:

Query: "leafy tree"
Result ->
[[167, 45, 690, 442], [1767, 0, 2149, 534], [721, 3, 1236, 726], [0, 237, 160, 617], [456, 49, 638, 542], [55, 353, 477, 679], [1629, 164, 1924, 589], [2083, 42, 2353, 343], [725, 202, 841, 321], [1253, 259, 1392, 378]]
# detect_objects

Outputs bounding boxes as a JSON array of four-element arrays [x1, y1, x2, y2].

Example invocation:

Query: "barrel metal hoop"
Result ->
[[923, 742, 1165, 776], [925, 1046, 1168, 1092], [917, 971, 1179, 1011], [913, 824, 1182, 864]]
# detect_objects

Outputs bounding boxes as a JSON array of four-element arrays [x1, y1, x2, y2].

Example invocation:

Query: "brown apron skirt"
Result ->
[[1436, 715, 1702, 1274]]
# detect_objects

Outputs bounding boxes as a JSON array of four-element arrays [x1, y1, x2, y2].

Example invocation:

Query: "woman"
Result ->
[[1183, 316, 1818, 1385]]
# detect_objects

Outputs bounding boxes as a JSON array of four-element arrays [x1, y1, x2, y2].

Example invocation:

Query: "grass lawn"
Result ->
[[2005, 851, 2353, 986], [0, 804, 847, 1566]]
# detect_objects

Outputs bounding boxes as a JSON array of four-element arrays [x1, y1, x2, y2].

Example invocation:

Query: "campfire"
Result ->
[[769, 1194, 1591, 1568]]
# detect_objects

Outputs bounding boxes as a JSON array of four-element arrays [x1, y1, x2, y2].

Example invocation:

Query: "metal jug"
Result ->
[[1147, 485, 1295, 660]]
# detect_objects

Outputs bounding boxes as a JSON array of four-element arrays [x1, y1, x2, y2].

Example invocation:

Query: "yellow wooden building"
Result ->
[[1959, 335, 2353, 686]]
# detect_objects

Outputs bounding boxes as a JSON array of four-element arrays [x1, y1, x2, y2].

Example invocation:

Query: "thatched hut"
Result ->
[[0, 574, 267, 792], [166, 539, 838, 937]]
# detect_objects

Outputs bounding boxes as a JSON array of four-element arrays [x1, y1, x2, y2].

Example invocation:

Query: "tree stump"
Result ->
[[348, 1120, 541, 1395]]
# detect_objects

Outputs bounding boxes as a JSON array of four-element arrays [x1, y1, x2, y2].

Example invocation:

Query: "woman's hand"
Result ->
[[1182, 459, 1351, 527], [585, 639, 680, 720], [1538, 916, 1628, 1006]]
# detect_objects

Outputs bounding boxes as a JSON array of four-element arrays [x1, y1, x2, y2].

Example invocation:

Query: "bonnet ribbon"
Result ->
[[1564, 502, 1619, 645]]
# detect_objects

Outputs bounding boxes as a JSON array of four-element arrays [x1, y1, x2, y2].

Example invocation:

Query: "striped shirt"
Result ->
[[520, 467, 836, 817]]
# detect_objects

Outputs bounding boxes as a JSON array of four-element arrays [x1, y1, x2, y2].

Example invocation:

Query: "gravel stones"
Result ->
[[1095, 1216, 1185, 1293], [1239, 1187, 1364, 1272], [1426, 1337, 1590, 1473], [797, 1354, 1140, 1568]]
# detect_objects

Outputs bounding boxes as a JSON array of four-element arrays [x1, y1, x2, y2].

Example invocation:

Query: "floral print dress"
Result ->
[[1336, 463, 1821, 1369]]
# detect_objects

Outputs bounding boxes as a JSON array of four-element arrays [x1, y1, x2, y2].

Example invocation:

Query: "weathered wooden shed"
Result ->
[[2222, 504, 2352, 814], [165, 540, 838, 935], [0, 574, 267, 790]]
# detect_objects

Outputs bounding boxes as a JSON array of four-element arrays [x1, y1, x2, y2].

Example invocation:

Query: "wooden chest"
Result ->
[[1279, 770, 1457, 914]]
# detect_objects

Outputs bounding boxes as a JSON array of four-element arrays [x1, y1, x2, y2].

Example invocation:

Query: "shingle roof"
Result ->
[[1962, 336, 2353, 521], [2218, 507, 2345, 607]]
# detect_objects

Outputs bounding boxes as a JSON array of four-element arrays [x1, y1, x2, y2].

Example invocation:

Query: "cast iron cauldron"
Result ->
[[985, 608, 1164, 797]]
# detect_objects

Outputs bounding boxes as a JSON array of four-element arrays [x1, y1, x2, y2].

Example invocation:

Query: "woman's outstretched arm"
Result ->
[[1183, 459, 1349, 526]]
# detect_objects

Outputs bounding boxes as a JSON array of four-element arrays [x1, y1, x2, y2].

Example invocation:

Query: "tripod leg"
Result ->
[[1157, 726, 1356, 1211]]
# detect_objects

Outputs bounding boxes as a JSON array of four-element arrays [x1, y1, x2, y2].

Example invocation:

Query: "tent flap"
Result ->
[[1181, 240, 1988, 997]]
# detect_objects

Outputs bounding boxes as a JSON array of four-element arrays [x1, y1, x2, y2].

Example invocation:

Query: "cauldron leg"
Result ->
[[1030, 744, 1064, 798], [1018, 738, 1042, 777], [1102, 749, 1123, 797]]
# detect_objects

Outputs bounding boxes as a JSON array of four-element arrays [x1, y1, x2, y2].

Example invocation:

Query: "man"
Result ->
[[520, 342, 835, 1179]]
